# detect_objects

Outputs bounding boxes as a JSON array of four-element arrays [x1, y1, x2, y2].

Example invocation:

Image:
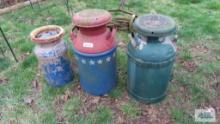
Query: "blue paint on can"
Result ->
[[34, 41, 74, 87], [73, 47, 117, 96], [42, 56, 74, 87]]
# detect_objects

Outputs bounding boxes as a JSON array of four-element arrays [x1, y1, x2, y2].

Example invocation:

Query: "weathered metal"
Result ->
[[71, 9, 115, 54], [71, 9, 117, 96], [74, 47, 117, 96], [31, 25, 73, 87], [127, 13, 177, 103]]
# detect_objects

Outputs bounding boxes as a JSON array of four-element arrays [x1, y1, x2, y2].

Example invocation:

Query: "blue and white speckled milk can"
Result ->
[[30, 25, 74, 87]]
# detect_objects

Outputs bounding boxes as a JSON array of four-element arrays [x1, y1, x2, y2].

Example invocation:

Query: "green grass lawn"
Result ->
[[0, 0, 220, 123]]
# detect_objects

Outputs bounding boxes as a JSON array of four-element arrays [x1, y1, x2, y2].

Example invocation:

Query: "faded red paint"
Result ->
[[70, 9, 116, 54]]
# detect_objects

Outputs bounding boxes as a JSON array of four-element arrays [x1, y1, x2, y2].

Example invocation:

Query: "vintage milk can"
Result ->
[[127, 13, 177, 103], [30, 25, 74, 87], [70, 9, 117, 96]]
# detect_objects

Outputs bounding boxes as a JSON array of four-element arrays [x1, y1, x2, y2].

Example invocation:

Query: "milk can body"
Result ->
[[127, 14, 177, 103], [71, 9, 117, 95], [31, 25, 73, 87]]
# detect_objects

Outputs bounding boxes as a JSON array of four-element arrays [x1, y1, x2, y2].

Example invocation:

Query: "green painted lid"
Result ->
[[133, 13, 176, 37]]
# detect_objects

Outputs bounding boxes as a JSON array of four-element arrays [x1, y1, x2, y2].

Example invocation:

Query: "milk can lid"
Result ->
[[133, 13, 176, 37], [73, 9, 112, 28]]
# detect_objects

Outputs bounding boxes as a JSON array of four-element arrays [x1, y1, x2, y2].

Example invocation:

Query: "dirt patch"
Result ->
[[51, 82, 174, 124], [22, 68, 43, 114], [132, 103, 171, 124], [18, 52, 31, 61], [190, 43, 209, 56], [211, 98, 220, 122], [53, 95, 66, 123], [190, 42, 219, 62], [182, 60, 197, 72], [53, 83, 80, 123]]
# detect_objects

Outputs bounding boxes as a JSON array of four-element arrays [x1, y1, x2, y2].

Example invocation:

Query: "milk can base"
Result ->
[[81, 83, 116, 96], [127, 89, 166, 104]]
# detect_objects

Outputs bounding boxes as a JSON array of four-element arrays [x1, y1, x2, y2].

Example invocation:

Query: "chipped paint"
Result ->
[[73, 47, 117, 95], [34, 40, 73, 87]]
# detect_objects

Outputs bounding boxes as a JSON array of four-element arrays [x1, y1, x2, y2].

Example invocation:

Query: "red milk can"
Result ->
[[70, 9, 117, 96], [70, 9, 116, 53]]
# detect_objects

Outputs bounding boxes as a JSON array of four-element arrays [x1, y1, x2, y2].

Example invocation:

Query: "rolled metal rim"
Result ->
[[73, 9, 112, 28], [73, 46, 117, 57], [133, 13, 176, 37], [30, 25, 65, 44]]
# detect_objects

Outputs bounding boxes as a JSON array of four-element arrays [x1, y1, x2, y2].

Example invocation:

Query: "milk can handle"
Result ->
[[106, 26, 117, 40], [129, 33, 140, 48], [70, 26, 78, 44]]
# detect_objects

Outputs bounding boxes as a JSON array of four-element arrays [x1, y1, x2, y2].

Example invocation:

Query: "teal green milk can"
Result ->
[[127, 13, 177, 103]]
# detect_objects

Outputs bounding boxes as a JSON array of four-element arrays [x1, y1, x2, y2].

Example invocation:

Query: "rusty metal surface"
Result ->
[[73, 9, 112, 28], [133, 13, 176, 37]]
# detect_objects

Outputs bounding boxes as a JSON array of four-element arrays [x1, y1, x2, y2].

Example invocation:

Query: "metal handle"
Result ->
[[172, 34, 178, 43], [128, 33, 140, 48], [106, 26, 117, 40], [70, 26, 78, 45]]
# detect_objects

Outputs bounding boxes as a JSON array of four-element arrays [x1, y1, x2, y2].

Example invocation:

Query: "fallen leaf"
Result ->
[[118, 41, 127, 52], [116, 115, 126, 124], [63, 90, 71, 101], [118, 41, 126, 48], [147, 107, 159, 122], [182, 60, 197, 72], [216, 56, 220, 61], [180, 86, 186, 92], [91, 96, 100, 104], [32, 79, 41, 92], [23, 97, 33, 105], [77, 84, 81, 90]]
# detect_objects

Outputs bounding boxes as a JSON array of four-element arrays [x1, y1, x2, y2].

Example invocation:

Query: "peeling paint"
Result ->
[[34, 40, 73, 87]]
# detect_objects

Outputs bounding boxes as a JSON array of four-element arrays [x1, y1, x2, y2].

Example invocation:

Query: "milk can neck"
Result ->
[[79, 26, 107, 35], [147, 37, 159, 43], [39, 40, 60, 47]]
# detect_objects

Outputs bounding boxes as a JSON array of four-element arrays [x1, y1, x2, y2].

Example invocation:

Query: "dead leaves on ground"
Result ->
[[32, 73, 42, 93], [23, 96, 34, 106], [0, 77, 8, 85], [191, 43, 209, 56], [182, 60, 197, 72]]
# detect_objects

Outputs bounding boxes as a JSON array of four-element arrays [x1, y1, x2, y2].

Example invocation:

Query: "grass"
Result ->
[[120, 101, 140, 119], [0, 0, 220, 123], [170, 107, 196, 124]]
